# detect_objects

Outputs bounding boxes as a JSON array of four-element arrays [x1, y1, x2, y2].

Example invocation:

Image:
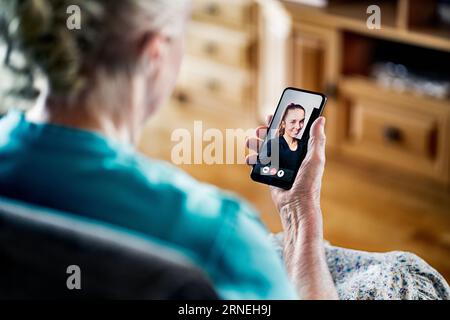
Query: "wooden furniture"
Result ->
[[165, 0, 259, 132], [141, 0, 292, 166], [282, 0, 450, 187], [138, 0, 450, 282]]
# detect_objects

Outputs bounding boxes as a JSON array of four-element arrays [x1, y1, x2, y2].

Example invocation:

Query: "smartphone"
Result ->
[[250, 87, 327, 190]]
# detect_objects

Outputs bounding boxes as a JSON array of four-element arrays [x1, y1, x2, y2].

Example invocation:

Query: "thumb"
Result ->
[[310, 116, 326, 141], [308, 116, 326, 161]]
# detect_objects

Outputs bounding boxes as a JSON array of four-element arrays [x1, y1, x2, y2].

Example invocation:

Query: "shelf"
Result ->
[[282, 0, 450, 52], [326, 0, 398, 29], [339, 76, 450, 113], [410, 24, 450, 45]]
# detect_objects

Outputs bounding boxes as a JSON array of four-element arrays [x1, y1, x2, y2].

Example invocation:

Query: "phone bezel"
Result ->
[[250, 87, 327, 190]]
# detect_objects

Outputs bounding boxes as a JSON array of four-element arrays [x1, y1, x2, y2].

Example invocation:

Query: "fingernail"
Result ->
[[319, 117, 326, 134], [316, 117, 325, 130]]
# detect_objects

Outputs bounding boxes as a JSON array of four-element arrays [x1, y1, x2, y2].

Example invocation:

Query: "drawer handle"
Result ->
[[206, 79, 220, 92], [205, 3, 220, 16], [383, 126, 402, 143], [204, 42, 218, 55], [176, 92, 189, 104]]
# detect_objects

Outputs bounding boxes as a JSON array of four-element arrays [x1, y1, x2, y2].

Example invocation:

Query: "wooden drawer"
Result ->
[[187, 21, 254, 69], [339, 77, 450, 184], [192, 0, 255, 29], [349, 100, 438, 161], [175, 56, 253, 112]]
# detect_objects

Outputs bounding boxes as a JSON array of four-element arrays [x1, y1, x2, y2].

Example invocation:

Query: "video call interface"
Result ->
[[255, 90, 323, 182]]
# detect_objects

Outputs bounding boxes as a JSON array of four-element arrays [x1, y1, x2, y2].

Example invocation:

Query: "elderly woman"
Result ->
[[0, 0, 448, 300]]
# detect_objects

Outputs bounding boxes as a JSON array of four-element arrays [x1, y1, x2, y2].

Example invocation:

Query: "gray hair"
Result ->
[[0, 0, 188, 110]]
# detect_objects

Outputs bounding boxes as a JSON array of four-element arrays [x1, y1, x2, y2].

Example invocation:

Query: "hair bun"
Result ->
[[2, 0, 83, 98]]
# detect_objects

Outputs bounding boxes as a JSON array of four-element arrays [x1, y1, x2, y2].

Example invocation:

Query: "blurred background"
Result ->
[[139, 0, 450, 282], [1, 0, 450, 282]]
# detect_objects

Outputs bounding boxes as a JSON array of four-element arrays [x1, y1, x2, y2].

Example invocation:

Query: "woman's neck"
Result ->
[[26, 97, 137, 144], [283, 133, 295, 144], [283, 133, 297, 151]]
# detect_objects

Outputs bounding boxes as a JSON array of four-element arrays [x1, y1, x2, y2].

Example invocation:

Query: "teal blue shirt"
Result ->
[[0, 110, 297, 299]]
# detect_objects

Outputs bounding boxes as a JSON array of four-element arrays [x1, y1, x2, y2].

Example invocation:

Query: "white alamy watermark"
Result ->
[[66, 5, 81, 30], [171, 121, 254, 165], [367, 5, 381, 30], [169, 121, 280, 166], [66, 265, 81, 290], [170, 120, 278, 165]]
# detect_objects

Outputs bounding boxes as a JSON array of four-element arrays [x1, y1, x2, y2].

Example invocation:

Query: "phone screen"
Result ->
[[250, 87, 327, 190]]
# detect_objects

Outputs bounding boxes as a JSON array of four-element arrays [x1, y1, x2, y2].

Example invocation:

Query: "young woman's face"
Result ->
[[283, 108, 305, 138]]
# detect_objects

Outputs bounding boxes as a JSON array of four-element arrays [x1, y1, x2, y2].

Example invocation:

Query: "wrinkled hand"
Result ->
[[245, 115, 326, 215], [246, 116, 338, 300]]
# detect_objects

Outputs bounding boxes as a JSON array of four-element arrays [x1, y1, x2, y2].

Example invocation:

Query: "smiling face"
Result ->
[[282, 108, 305, 139]]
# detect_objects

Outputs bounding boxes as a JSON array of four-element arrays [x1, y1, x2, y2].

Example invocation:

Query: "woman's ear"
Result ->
[[137, 32, 165, 66]]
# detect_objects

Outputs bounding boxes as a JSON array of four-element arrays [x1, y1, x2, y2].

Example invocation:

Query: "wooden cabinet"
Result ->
[[163, 0, 259, 130], [141, 0, 293, 161], [192, 0, 256, 29], [283, 0, 450, 187]]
